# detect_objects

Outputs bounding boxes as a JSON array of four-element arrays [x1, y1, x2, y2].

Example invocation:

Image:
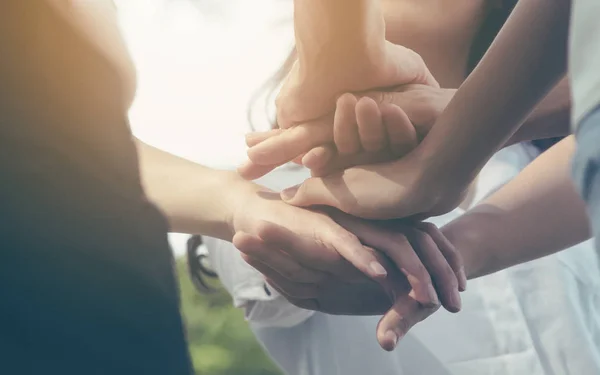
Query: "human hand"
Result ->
[[235, 209, 466, 351], [277, 41, 439, 131], [277, 144, 469, 220], [230, 187, 465, 309], [239, 85, 455, 179]]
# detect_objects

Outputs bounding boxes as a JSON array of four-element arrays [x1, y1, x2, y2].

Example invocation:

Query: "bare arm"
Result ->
[[294, 0, 387, 83], [442, 136, 591, 279], [418, 0, 571, 187], [135, 140, 257, 240], [505, 77, 571, 146]]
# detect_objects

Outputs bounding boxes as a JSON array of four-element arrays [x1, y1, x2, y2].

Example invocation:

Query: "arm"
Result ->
[[294, 0, 386, 73], [276, 0, 572, 219], [282, 0, 389, 126], [53, 0, 137, 106], [505, 77, 571, 146], [242, 74, 570, 180], [442, 136, 591, 279], [418, 0, 571, 188], [276, 0, 436, 130], [135, 139, 250, 240]]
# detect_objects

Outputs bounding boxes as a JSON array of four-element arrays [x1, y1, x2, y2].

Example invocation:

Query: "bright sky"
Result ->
[[114, 0, 294, 255]]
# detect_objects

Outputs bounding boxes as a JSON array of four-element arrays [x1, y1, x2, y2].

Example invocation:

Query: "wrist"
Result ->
[[222, 174, 264, 241], [168, 170, 259, 241], [441, 207, 503, 280], [413, 123, 482, 206], [294, 0, 386, 83]]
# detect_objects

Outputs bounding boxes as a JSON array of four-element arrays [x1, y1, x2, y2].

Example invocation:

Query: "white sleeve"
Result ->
[[203, 236, 315, 328]]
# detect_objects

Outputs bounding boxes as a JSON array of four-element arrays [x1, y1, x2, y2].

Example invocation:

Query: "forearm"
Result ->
[[419, 0, 570, 185], [442, 136, 590, 279], [504, 77, 571, 146], [135, 140, 259, 240], [294, 0, 387, 82]]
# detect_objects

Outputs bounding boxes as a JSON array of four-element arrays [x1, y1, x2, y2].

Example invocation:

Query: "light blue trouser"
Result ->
[[572, 105, 600, 256]]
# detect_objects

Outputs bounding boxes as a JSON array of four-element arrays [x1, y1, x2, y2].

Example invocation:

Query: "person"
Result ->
[[85, 0, 474, 348], [239, 0, 571, 183], [196, 2, 599, 374], [236, 135, 600, 374], [0, 2, 463, 373], [239, 0, 572, 219], [243, 0, 600, 312], [0, 1, 192, 373], [570, 0, 600, 254]]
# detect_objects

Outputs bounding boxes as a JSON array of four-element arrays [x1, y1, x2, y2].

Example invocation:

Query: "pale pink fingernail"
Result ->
[[281, 185, 299, 201], [369, 261, 388, 277], [428, 284, 440, 306], [458, 268, 468, 291]]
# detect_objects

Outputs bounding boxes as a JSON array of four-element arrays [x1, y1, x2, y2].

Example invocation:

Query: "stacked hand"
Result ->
[[239, 82, 464, 220], [233, 44, 469, 350], [240, 84, 456, 178], [230, 187, 465, 350]]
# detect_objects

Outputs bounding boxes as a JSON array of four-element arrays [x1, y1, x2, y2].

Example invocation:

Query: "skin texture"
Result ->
[[244, 0, 571, 222], [240, 0, 570, 183]]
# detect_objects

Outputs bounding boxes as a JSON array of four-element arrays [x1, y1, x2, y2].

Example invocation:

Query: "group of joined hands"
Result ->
[[229, 40, 474, 351]]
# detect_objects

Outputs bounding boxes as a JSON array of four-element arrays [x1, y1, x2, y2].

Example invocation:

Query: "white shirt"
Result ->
[[569, 0, 600, 128]]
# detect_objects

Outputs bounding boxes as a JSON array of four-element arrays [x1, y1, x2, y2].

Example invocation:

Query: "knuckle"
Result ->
[[395, 317, 413, 336], [421, 304, 441, 320], [333, 228, 360, 248], [440, 266, 459, 288], [418, 222, 437, 233], [255, 221, 275, 240], [445, 250, 463, 272], [413, 263, 432, 285]]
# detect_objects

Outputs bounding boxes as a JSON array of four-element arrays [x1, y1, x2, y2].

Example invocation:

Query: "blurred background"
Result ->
[[115, 0, 293, 373]]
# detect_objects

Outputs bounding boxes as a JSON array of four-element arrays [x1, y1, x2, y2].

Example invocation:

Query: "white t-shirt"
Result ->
[[569, 0, 600, 128]]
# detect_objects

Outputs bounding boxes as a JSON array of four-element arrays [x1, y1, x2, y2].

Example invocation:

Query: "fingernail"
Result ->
[[458, 268, 468, 291], [428, 284, 440, 306], [369, 261, 388, 277], [281, 185, 299, 200], [384, 330, 398, 350], [452, 290, 462, 312]]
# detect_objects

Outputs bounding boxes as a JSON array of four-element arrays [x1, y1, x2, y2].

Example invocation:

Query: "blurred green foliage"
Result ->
[[175, 259, 283, 375]]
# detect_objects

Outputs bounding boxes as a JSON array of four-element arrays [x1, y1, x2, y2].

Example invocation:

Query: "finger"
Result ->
[[380, 103, 418, 156], [386, 45, 439, 88], [245, 129, 284, 147], [247, 121, 332, 166], [309, 148, 401, 177], [302, 144, 336, 170], [233, 231, 327, 284], [280, 174, 358, 215], [281, 168, 413, 219], [328, 212, 440, 308], [292, 154, 305, 165], [403, 227, 461, 313], [376, 294, 439, 351], [334, 93, 361, 154], [416, 222, 467, 292], [255, 219, 390, 283], [356, 96, 386, 152], [237, 160, 278, 180]]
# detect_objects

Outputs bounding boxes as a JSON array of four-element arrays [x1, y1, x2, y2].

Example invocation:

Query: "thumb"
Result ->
[[376, 295, 439, 351], [281, 175, 351, 212], [385, 44, 439, 88]]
